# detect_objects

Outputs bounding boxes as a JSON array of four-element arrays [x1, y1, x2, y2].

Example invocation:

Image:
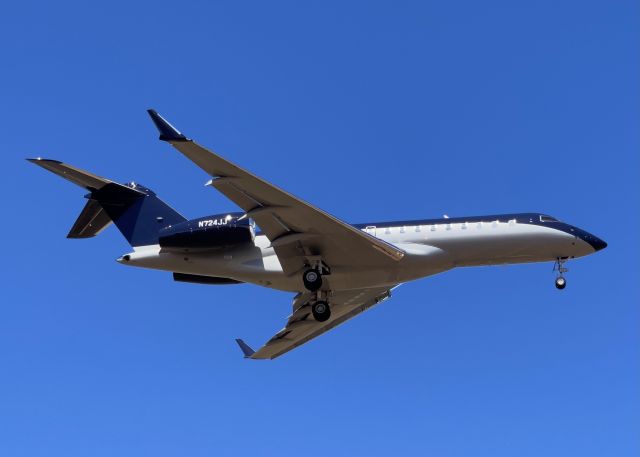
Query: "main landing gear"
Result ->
[[303, 259, 330, 293], [303, 268, 323, 292], [312, 300, 331, 322], [554, 258, 568, 290], [302, 261, 332, 322]]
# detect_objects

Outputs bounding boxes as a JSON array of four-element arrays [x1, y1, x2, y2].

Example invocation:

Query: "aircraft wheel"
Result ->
[[312, 301, 331, 322], [303, 269, 323, 292], [555, 277, 566, 290]]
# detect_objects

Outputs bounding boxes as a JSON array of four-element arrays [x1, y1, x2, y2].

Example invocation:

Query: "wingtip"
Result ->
[[235, 338, 256, 358], [146, 108, 188, 142]]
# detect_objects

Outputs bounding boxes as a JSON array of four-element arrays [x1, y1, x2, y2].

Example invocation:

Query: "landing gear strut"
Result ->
[[312, 300, 331, 322], [554, 258, 568, 290]]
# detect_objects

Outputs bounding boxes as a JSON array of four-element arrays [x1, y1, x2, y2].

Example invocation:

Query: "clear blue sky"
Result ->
[[1, 1, 638, 456]]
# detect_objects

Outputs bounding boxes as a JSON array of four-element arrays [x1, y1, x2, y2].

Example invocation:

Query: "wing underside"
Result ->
[[247, 286, 396, 359]]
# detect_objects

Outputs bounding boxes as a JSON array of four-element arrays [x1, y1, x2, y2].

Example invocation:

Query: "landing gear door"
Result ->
[[365, 225, 377, 237]]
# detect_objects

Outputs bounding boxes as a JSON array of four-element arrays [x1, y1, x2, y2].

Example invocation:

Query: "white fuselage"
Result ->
[[119, 215, 597, 292]]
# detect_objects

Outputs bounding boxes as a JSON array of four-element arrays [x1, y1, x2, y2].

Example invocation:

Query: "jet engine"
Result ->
[[158, 212, 255, 250]]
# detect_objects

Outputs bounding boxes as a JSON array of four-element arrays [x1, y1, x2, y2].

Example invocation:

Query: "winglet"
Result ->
[[147, 109, 189, 142], [235, 339, 256, 358]]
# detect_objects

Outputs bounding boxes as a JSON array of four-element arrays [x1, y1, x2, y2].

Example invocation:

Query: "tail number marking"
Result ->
[[198, 218, 229, 228]]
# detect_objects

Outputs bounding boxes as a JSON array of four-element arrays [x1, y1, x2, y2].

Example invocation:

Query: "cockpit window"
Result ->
[[540, 215, 559, 222]]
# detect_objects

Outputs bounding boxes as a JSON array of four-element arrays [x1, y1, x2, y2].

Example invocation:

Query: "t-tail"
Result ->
[[27, 158, 186, 247]]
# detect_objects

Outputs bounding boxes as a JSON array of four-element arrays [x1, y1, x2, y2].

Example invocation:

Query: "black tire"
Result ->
[[555, 277, 566, 290], [303, 269, 323, 292], [312, 301, 331, 322]]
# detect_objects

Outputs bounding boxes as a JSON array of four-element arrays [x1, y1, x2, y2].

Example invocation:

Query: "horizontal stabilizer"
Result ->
[[235, 339, 256, 358], [27, 158, 116, 191], [67, 199, 112, 238], [28, 157, 185, 247]]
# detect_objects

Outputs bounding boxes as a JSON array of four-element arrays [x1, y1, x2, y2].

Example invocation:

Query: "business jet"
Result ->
[[28, 110, 607, 359]]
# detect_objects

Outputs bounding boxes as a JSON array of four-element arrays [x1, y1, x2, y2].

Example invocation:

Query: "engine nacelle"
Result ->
[[158, 212, 255, 250]]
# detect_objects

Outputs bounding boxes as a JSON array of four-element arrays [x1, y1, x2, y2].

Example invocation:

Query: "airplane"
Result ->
[[28, 109, 608, 359]]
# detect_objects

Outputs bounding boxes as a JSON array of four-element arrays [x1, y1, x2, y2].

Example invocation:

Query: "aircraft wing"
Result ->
[[238, 286, 397, 359], [147, 110, 405, 276]]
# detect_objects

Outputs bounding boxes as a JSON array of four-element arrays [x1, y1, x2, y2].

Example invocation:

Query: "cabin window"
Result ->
[[430, 225, 436, 231], [415, 225, 421, 232], [385, 227, 391, 234], [461, 222, 468, 229], [400, 226, 405, 234], [446, 224, 451, 231]]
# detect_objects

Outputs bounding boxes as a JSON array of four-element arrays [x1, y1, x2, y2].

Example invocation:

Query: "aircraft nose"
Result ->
[[577, 230, 607, 252], [591, 236, 607, 252]]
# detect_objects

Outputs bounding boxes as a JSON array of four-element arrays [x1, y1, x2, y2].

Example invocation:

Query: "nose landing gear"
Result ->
[[553, 258, 568, 290], [555, 276, 566, 290]]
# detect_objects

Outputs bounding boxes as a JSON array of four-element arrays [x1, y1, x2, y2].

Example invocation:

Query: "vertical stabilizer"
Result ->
[[28, 158, 187, 247]]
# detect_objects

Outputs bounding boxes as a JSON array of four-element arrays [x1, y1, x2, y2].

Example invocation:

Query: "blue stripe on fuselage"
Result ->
[[351, 213, 606, 252], [252, 212, 606, 253]]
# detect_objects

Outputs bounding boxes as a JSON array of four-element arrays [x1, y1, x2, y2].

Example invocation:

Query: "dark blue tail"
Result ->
[[28, 158, 186, 247], [90, 182, 186, 247]]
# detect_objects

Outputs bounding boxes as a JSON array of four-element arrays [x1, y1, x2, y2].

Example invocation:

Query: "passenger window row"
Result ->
[[377, 219, 519, 235]]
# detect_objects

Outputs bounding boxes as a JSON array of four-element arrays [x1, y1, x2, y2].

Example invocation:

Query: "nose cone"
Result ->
[[576, 229, 607, 252], [552, 221, 607, 255], [590, 236, 607, 252]]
